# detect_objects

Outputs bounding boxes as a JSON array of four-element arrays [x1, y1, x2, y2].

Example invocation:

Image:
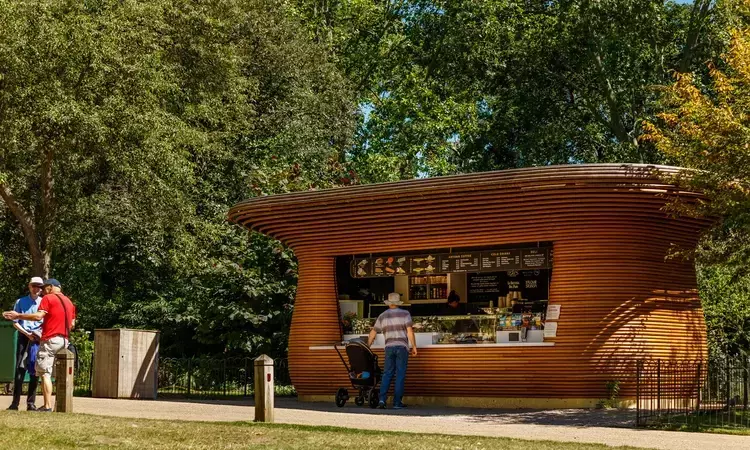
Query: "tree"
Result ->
[[293, 1, 725, 182], [642, 0, 750, 356], [642, 0, 750, 256], [0, 0, 356, 356]]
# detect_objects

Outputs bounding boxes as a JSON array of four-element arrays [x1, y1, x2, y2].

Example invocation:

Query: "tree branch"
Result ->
[[592, 50, 641, 160], [40, 146, 55, 251], [0, 182, 44, 273], [678, 0, 713, 73]]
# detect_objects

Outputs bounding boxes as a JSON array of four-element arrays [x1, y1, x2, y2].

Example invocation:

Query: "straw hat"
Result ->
[[384, 292, 403, 306]]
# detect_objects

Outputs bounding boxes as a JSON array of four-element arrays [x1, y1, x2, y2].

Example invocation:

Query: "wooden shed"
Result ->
[[228, 164, 712, 408], [93, 329, 160, 399]]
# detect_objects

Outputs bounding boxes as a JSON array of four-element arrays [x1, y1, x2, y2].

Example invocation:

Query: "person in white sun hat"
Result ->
[[6, 277, 44, 411], [367, 292, 417, 409]]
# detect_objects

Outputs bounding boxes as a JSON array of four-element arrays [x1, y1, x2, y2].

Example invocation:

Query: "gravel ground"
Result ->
[[1, 396, 748, 450]]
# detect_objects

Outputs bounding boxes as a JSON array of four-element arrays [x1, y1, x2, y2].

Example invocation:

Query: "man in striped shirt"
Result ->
[[367, 292, 417, 409]]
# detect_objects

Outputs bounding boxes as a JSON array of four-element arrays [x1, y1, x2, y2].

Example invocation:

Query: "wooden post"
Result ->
[[254, 355, 274, 423], [54, 349, 75, 413]]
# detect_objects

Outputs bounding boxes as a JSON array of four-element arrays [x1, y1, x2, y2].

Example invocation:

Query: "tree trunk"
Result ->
[[0, 183, 50, 277], [678, 0, 712, 73], [30, 246, 51, 279], [593, 51, 642, 162]]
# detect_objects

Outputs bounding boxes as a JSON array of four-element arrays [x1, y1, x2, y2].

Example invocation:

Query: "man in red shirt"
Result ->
[[3, 278, 76, 412]]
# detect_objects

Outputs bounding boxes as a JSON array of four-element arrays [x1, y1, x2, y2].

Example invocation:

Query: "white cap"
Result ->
[[29, 277, 44, 286], [384, 292, 403, 306]]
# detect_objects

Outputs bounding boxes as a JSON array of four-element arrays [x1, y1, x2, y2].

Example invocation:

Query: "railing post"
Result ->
[[54, 349, 75, 413], [744, 358, 749, 412], [244, 358, 249, 397], [657, 359, 661, 415], [726, 359, 731, 411], [254, 355, 274, 423], [186, 358, 192, 398], [88, 352, 94, 394], [223, 359, 227, 397], [636, 360, 641, 427], [696, 362, 702, 414]]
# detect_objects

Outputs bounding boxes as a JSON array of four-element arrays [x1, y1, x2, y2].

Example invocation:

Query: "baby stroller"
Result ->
[[334, 338, 382, 408]]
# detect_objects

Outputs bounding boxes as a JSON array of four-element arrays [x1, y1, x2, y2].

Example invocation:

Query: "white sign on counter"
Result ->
[[543, 322, 558, 338], [546, 304, 561, 320]]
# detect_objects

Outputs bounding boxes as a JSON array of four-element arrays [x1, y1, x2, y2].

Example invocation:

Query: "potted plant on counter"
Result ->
[[412, 316, 439, 346], [341, 311, 358, 334]]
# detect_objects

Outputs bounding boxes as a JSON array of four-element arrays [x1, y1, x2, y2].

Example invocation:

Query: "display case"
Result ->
[[345, 298, 549, 345], [409, 275, 448, 301]]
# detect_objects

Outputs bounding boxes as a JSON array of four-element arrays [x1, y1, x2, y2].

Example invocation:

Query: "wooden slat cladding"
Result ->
[[229, 165, 712, 403]]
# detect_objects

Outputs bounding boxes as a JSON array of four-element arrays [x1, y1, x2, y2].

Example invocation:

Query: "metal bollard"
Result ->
[[253, 354, 274, 423], [54, 348, 75, 413]]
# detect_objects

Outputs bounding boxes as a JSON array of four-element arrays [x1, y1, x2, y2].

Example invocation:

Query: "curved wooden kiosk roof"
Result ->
[[229, 164, 711, 408]]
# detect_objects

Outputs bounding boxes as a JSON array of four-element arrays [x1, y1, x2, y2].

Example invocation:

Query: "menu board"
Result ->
[[522, 248, 549, 269], [480, 250, 521, 271], [351, 246, 551, 278], [439, 252, 481, 272], [407, 255, 439, 275], [351, 258, 371, 277], [468, 274, 501, 302], [371, 256, 408, 277]]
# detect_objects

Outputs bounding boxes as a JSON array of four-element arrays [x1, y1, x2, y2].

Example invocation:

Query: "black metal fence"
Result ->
[[73, 351, 94, 395], [59, 353, 291, 399], [157, 357, 292, 399], [2, 351, 94, 397], [636, 359, 750, 430]]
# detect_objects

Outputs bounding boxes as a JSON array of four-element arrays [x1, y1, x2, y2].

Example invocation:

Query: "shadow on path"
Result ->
[[155, 397, 636, 428]]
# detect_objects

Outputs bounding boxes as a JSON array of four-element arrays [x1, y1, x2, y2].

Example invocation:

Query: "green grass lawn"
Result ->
[[645, 410, 750, 435], [650, 419, 750, 435], [0, 411, 649, 450]]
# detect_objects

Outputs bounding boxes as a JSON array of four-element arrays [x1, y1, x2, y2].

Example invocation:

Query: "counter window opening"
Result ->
[[336, 244, 554, 346]]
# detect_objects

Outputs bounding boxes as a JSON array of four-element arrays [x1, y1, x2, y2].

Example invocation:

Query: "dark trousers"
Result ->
[[11, 334, 38, 407]]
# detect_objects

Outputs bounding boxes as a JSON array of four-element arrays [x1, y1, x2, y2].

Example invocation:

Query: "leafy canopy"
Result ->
[[0, 0, 356, 356], [642, 0, 750, 356]]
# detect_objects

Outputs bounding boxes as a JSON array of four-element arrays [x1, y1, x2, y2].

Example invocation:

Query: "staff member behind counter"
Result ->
[[439, 290, 466, 316]]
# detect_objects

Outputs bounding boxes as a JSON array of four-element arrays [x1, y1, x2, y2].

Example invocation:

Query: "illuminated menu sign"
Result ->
[[350, 247, 551, 278], [439, 252, 481, 273], [481, 249, 521, 271]]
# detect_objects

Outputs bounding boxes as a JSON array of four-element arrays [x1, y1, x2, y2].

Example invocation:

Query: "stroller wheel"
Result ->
[[335, 388, 348, 407], [355, 396, 365, 406], [368, 388, 380, 409]]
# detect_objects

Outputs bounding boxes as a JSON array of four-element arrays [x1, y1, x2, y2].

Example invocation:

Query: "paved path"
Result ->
[[2, 396, 748, 449]]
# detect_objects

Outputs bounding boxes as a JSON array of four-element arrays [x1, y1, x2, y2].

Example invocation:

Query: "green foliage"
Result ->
[[291, 0, 728, 182], [0, 0, 747, 362], [596, 379, 622, 409], [0, 0, 356, 357], [698, 261, 750, 357], [70, 328, 95, 396], [643, 0, 750, 356]]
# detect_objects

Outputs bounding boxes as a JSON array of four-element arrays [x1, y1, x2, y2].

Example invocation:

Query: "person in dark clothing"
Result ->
[[6, 277, 44, 411], [439, 290, 466, 316]]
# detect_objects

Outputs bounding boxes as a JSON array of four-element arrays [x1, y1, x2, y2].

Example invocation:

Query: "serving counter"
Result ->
[[343, 313, 551, 346]]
